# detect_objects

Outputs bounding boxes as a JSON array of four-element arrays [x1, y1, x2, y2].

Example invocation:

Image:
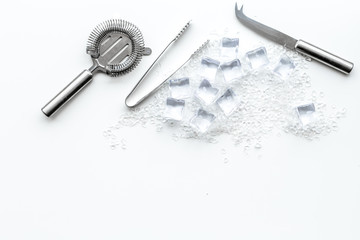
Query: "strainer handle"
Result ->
[[42, 70, 93, 117]]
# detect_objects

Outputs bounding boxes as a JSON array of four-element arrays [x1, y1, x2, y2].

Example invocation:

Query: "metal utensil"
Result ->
[[41, 19, 151, 117], [125, 21, 191, 108], [235, 4, 354, 74], [126, 40, 209, 108]]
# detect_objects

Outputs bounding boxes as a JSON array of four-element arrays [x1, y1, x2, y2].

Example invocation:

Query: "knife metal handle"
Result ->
[[295, 40, 353, 74]]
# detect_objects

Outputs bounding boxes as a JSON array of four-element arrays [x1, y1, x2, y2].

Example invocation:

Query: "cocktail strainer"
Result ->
[[42, 19, 151, 117]]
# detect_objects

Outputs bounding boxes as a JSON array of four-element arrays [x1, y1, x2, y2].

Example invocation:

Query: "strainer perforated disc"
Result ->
[[42, 19, 151, 117]]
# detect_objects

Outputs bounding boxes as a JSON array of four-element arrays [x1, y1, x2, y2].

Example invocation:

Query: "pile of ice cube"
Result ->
[[105, 37, 346, 150], [164, 37, 297, 134]]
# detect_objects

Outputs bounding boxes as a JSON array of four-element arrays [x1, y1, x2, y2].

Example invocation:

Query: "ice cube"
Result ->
[[221, 37, 239, 59], [296, 103, 316, 125], [169, 77, 190, 99], [246, 47, 269, 69], [220, 59, 243, 83], [201, 57, 220, 82], [190, 109, 216, 133], [195, 79, 219, 105], [216, 89, 238, 116], [164, 98, 185, 121], [274, 55, 295, 79]]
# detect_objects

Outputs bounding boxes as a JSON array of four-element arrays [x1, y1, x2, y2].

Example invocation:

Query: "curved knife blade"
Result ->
[[235, 3, 297, 49]]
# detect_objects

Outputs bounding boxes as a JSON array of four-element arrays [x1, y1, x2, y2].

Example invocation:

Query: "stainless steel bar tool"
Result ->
[[126, 40, 210, 108], [235, 4, 354, 74], [41, 19, 151, 117], [125, 21, 191, 108]]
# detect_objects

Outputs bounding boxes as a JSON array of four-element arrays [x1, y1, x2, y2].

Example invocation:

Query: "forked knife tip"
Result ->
[[235, 3, 244, 15]]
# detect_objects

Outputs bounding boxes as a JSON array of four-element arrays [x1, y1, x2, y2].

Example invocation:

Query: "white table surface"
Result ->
[[1, 0, 359, 239]]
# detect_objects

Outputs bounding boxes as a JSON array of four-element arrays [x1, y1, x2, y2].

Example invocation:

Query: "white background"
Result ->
[[1, 0, 359, 239]]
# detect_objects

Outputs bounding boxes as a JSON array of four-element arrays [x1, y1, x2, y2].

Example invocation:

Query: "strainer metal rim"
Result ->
[[86, 19, 145, 76]]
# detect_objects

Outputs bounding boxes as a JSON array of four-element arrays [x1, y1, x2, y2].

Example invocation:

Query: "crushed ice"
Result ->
[[104, 36, 346, 150]]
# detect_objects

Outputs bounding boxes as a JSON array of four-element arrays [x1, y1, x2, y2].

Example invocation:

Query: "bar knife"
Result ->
[[235, 4, 354, 74]]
